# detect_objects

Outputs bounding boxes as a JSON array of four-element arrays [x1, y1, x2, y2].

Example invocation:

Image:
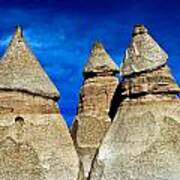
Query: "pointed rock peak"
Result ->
[[9, 25, 24, 45], [133, 24, 148, 36], [14, 25, 23, 38], [0, 26, 60, 99], [84, 41, 119, 75], [121, 24, 168, 76], [6, 25, 25, 52], [91, 41, 104, 53]]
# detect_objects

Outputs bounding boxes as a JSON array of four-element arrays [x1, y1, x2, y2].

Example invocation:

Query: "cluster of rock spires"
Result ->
[[0, 24, 179, 180]]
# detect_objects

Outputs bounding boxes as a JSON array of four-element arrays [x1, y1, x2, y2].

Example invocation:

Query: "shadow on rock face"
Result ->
[[108, 83, 124, 120]]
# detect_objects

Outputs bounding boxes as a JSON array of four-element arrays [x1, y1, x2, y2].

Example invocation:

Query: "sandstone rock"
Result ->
[[83, 42, 119, 75], [0, 26, 79, 180], [0, 25, 59, 99], [121, 24, 168, 76], [71, 42, 119, 179], [89, 100, 180, 180], [121, 65, 180, 96], [89, 25, 180, 180]]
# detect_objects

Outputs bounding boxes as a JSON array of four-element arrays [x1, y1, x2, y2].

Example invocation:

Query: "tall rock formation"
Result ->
[[0, 26, 79, 180], [89, 25, 180, 180], [71, 42, 119, 179]]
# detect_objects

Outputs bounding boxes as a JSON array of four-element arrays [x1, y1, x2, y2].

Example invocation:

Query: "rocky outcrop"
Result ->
[[120, 24, 168, 76], [0, 24, 179, 180], [89, 100, 180, 180], [0, 25, 59, 99], [89, 25, 180, 180], [0, 26, 79, 180], [121, 65, 180, 97], [71, 42, 119, 179]]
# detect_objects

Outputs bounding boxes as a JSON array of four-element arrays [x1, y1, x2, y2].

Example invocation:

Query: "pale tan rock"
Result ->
[[121, 65, 180, 96], [0, 27, 79, 180], [0, 26, 59, 99], [84, 42, 119, 74], [121, 24, 168, 76], [89, 99, 180, 180], [120, 25, 180, 97], [89, 25, 180, 180], [71, 42, 119, 179]]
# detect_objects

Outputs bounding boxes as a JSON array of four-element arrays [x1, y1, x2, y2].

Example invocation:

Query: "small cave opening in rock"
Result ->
[[15, 116, 25, 124]]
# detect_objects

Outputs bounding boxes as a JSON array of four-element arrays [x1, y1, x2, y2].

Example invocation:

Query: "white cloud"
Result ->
[[0, 35, 11, 47]]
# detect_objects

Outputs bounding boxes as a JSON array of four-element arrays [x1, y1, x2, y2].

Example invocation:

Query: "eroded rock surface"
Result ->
[[89, 25, 180, 180], [120, 24, 168, 76], [89, 100, 180, 180], [0, 26, 79, 180], [121, 65, 180, 96], [71, 42, 119, 179]]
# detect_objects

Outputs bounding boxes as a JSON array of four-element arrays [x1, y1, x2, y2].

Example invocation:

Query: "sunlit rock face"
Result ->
[[89, 100, 180, 180], [89, 25, 180, 180], [71, 42, 119, 179], [121, 65, 180, 96], [120, 24, 168, 76], [0, 26, 79, 180]]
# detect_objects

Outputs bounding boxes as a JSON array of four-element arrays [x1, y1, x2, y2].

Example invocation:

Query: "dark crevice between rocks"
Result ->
[[87, 135, 106, 180], [108, 75, 180, 121], [108, 83, 125, 120], [77, 160, 85, 180], [70, 118, 78, 146], [83, 71, 118, 80]]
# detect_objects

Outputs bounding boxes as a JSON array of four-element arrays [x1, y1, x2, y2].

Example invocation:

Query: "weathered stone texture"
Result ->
[[121, 65, 180, 96], [71, 42, 119, 179], [121, 24, 168, 76], [0, 26, 79, 180], [89, 25, 180, 180], [89, 100, 180, 180], [84, 42, 119, 74], [72, 76, 118, 179], [77, 76, 118, 119], [0, 26, 59, 99], [0, 91, 79, 180]]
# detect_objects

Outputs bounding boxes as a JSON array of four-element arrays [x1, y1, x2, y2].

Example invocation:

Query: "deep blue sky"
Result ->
[[0, 0, 180, 126]]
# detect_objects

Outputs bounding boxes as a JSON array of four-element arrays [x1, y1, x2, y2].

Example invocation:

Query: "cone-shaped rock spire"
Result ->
[[120, 24, 180, 96], [84, 41, 119, 75], [89, 25, 180, 180], [0, 26, 79, 180], [121, 24, 168, 76], [71, 41, 119, 179], [0, 26, 59, 99]]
